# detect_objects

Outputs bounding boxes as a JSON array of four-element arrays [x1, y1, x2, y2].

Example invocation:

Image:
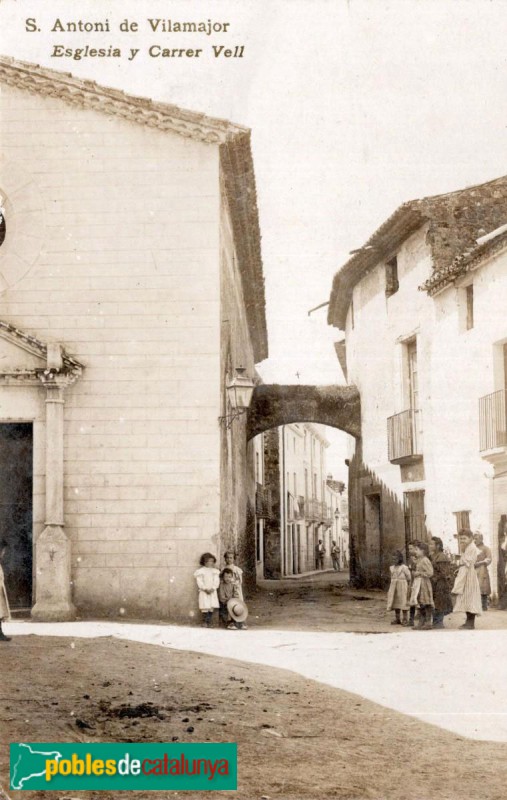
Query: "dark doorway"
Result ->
[[363, 492, 382, 584], [0, 423, 33, 608]]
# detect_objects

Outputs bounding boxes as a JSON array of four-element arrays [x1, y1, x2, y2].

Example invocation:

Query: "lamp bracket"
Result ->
[[218, 407, 248, 430]]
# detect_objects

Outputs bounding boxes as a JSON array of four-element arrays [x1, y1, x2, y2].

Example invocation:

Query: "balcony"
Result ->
[[255, 484, 272, 519], [305, 498, 321, 522], [387, 409, 423, 465], [296, 495, 305, 520], [286, 493, 306, 522], [479, 390, 507, 460], [322, 504, 333, 528]]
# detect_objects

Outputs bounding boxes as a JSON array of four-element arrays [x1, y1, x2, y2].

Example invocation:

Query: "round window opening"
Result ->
[[0, 199, 5, 248]]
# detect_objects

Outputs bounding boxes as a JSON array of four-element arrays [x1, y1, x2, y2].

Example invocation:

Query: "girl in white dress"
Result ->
[[386, 549, 411, 626], [194, 552, 220, 627]]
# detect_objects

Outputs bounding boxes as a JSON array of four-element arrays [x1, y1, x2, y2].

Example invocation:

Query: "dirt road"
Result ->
[[1, 634, 506, 800]]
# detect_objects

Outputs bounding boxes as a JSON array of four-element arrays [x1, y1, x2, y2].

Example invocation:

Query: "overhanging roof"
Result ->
[[328, 174, 507, 330]]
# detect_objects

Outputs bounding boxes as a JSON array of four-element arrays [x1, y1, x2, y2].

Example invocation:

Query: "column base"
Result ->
[[31, 524, 76, 622], [31, 601, 77, 622]]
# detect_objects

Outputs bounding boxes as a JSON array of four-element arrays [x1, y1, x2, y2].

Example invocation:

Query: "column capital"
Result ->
[[37, 370, 79, 391]]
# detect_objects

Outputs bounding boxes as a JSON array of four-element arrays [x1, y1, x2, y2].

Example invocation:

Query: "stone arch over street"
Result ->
[[246, 384, 361, 441], [246, 384, 359, 586]]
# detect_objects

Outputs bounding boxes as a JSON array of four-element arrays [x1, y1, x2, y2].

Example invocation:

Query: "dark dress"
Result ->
[[430, 551, 453, 616]]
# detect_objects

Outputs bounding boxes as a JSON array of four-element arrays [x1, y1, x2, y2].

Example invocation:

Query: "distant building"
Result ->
[[328, 174, 507, 602], [0, 57, 267, 620], [255, 423, 336, 577], [325, 476, 349, 570]]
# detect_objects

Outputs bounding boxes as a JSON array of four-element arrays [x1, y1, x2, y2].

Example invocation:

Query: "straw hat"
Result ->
[[227, 598, 248, 623]]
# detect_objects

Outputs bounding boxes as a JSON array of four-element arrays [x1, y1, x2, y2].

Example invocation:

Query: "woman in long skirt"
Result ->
[[452, 529, 482, 629], [429, 536, 453, 629]]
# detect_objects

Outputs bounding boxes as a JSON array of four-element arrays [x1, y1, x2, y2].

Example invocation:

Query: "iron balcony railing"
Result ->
[[255, 483, 272, 518], [303, 499, 330, 524], [479, 389, 507, 451], [305, 498, 321, 522], [322, 504, 333, 527], [387, 408, 423, 463]]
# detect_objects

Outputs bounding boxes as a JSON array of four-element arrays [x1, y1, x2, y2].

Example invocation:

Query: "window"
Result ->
[[304, 468, 308, 499], [466, 284, 474, 330], [453, 510, 471, 532], [407, 340, 419, 412], [458, 283, 474, 333], [385, 256, 399, 297], [404, 491, 426, 543], [293, 472, 297, 496]]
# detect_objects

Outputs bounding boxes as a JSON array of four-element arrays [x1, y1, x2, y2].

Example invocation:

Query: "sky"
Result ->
[[1, 0, 507, 480]]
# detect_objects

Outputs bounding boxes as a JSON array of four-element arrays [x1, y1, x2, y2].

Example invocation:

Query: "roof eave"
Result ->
[[420, 230, 507, 297], [328, 206, 426, 329], [220, 136, 268, 363]]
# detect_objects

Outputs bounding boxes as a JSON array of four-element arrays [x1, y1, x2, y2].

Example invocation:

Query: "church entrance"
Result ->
[[0, 423, 33, 608]]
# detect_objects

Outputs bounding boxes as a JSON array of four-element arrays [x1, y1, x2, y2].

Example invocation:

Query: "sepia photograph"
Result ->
[[0, 1, 507, 798]]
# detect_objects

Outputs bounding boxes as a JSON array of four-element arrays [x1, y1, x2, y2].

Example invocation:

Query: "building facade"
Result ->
[[0, 57, 267, 620], [328, 175, 507, 600], [256, 422, 338, 577], [325, 477, 349, 570]]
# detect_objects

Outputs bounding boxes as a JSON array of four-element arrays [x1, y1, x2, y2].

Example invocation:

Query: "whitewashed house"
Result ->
[[328, 175, 507, 601], [0, 56, 267, 620]]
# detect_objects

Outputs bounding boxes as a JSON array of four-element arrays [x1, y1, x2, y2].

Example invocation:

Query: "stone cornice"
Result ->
[[0, 55, 247, 145], [0, 55, 268, 364], [0, 319, 83, 382]]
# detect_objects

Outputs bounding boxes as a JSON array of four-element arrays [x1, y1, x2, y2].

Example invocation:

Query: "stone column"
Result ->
[[31, 371, 76, 622]]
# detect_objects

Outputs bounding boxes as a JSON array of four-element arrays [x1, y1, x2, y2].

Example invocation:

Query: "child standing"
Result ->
[[194, 553, 220, 628], [409, 541, 434, 630], [407, 541, 420, 627], [218, 567, 247, 629], [386, 550, 411, 626], [0, 539, 11, 642], [223, 551, 244, 601]]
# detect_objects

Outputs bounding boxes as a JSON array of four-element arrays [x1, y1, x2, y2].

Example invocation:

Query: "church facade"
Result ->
[[0, 56, 267, 620]]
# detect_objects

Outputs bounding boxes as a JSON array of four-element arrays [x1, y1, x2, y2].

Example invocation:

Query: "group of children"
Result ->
[[194, 550, 248, 630], [387, 541, 435, 629], [388, 529, 486, 630]]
